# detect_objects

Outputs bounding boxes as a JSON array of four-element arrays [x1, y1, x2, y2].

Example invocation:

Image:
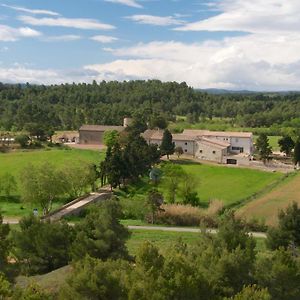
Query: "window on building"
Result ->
[[199, 150, 203, 153], [185, 149, 187, 152], [185, 142, 188, 145], [212, 151, 216, 154], [232, 146, 244, 153]]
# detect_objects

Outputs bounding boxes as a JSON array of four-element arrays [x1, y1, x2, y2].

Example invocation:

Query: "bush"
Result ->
[[245, 217, 268, 232], [120, 195, 148, 220]]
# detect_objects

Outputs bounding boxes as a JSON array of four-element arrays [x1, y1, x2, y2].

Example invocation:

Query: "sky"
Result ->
[[0, 0, 300, 90]]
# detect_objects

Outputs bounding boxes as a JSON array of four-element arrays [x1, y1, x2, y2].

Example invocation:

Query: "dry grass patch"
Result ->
[[237, 172, 300, 227], [156, 200, 224, 227]]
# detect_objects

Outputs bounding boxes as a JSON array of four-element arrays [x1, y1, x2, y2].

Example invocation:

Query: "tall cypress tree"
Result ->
[[293, 138, 300, 167], [160, 129, 175, 159], [256, 133, 272, 164]]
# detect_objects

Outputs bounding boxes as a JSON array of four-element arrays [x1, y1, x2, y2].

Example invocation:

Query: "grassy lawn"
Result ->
[[122, 162, 284, 207], [0, 200, 64, 218], [0, 148, 103, 184], [179, 163, 284, 205], [127, 229, 267, 256], [0, 148, 104, 217]]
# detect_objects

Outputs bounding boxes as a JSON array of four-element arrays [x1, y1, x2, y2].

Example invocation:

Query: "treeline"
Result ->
[[1, 81, 300, 133], [1, 200, 300, 299]]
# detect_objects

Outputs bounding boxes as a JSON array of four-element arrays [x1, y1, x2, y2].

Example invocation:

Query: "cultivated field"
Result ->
[[237, 172, 300, 226]]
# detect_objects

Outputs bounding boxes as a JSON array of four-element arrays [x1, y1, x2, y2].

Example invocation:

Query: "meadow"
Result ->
[[0, 147, 286, 219], [121, 161, 285, 207], [0, 148, 104, 217], [180, 162, 284, 205]]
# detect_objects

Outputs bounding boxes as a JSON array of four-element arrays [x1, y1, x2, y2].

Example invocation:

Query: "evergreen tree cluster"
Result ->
[[1, 81, 300, 133]]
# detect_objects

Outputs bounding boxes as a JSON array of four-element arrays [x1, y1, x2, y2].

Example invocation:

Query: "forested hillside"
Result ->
[[1, 80, 300, 133]]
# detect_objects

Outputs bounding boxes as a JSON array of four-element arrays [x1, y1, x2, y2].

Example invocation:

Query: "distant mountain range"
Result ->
[[197, 88, 300, 95]]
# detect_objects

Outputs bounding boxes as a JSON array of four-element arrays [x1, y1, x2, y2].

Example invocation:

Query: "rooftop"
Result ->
[[198, 137, 230, 149], [79, 125, 124, 132], [183, 129, 253, 138]]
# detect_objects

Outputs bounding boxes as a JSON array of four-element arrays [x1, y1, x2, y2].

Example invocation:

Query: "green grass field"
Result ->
[[127, 229, 267, 256], [0, 148, 104, 217], [0, 149, 104, 193], [122, 162, 284, 207], [179, 163, 283, 205]]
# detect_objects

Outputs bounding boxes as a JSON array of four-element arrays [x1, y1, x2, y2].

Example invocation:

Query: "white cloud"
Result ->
[[0, 25, 41, 41], [91, 35, 118, 43], [1, 4, 60, 16], [175, 0, 300, 34], [0, 65, 97, 85], [105, 0, 142, 8], [126, 14, 185, 26], [83, 32, 300, 91], [81, 0, 300, 90], [42, 35, 81, 42], [18, 15, 115, 30]]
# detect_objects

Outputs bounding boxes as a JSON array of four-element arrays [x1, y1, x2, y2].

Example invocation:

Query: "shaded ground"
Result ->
[[67, 143, 106, 151], [237, 172, 300, 226]]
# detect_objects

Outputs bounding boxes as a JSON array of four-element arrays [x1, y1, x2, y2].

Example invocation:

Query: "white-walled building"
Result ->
[[143, 129, 254, 165]]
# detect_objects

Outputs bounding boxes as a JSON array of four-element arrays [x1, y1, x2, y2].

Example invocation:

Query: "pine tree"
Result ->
[[293, 138, 300, 167], [160, 129, 175, 159], [256, 133, 272, 164], [278, 136, 295, 156]]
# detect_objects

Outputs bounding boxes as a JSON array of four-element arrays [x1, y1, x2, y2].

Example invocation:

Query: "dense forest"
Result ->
[[1, 80, 300, 134]]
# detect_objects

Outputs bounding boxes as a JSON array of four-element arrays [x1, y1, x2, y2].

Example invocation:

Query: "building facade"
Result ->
[[143, 129, 254, 165], [79, 125, 124, 145]]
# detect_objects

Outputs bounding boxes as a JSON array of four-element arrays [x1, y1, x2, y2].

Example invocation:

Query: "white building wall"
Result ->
[[204, 135, 253, 155], [195, 142, 224, 163], [173, 140, 195, 155], [229, 137, 253, 154]]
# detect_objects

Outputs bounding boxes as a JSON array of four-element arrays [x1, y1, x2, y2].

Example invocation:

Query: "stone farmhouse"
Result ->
[[78, 119, 254, 165], [143, 129, 254, 165], [79, 118, 132, 145]]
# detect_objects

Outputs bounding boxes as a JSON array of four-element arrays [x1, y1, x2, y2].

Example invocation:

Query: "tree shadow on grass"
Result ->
[[168, 159, 202, 166], [0, 195, 21, 203]]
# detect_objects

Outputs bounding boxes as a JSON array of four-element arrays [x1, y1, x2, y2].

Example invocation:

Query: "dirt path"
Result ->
[[3, 219, 266, 238], [127, 225, 267, 238]]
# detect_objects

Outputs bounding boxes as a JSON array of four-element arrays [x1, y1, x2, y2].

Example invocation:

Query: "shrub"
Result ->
[[155, 204, 203, 226], [245, 217, 268, 232], [120, 195, 148, 220]]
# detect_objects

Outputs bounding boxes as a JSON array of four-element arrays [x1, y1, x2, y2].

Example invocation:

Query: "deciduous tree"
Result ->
[[19, 163, 66, 215], [278, 136, 295, 156]]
